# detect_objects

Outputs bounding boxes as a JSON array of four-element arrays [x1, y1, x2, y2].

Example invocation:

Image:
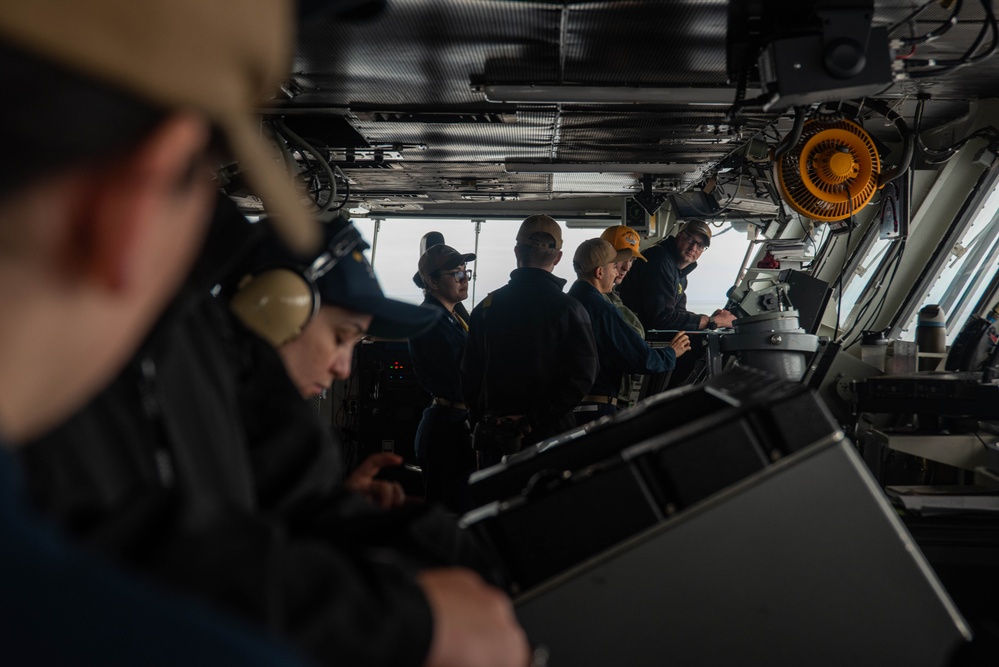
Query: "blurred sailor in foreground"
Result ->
[[0, 0, 317, 663], [27, 203, 531, 666], [408, 244, 479, 513], [568, 239, 690, 425]]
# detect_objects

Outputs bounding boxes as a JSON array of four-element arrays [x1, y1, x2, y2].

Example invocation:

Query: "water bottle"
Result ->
[[916, 304, 946, 371]]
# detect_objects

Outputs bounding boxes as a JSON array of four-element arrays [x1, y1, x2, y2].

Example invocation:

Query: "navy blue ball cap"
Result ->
[[246, 216, 439, 340], [315, 240, 438, 339]]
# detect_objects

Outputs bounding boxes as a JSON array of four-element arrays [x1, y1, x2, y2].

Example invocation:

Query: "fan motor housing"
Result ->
[[757, 27, 893, 110]]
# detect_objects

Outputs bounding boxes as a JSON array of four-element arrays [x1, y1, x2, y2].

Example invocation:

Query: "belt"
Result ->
[[481, 414, 526, 425], [581, 394, 617, 406], [432, 397, 467, 410]]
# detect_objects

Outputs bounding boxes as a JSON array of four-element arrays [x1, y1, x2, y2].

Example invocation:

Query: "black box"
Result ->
[[758, 27, 892, 109], [467, 367, 829, 506], [463, 369, 843, 591], [515, 438, 970, 666]]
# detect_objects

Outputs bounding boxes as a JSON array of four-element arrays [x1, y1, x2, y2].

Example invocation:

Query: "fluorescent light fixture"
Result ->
[[565, 217, 626, 229], [460, 194, 520, 202], [481, 84, 759, 105], [505, 162, 700, 174]]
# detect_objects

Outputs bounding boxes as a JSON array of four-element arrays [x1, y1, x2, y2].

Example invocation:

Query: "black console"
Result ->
[[463, 367, 841, 591]]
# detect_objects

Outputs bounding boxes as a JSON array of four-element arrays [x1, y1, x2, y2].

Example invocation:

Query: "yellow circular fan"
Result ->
[[777, 118, 881, 222]]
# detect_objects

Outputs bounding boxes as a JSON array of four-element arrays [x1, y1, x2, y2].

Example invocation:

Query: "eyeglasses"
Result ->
[[441, 269, 473, 282], [681, 231, 709, 251]]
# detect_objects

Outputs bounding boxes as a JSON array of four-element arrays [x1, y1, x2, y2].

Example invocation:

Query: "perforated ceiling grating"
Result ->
[[265, 0, 999, 215]]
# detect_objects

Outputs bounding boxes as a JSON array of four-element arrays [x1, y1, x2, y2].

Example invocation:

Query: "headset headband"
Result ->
[[305, 223, 364, 283]]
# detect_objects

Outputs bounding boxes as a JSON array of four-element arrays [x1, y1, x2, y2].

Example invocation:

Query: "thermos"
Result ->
[[916, 304, 946, 371]]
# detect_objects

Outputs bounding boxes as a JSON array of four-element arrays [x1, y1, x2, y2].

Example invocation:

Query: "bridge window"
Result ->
[[894, 184, 999, 342], [353, 217, 637, 309]]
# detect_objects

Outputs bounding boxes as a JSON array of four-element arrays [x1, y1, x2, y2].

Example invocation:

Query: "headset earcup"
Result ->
[[229, 268, 318, 347]]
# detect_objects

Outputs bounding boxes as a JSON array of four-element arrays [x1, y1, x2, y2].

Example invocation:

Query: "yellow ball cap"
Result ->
[[600, 225, 647, 261]]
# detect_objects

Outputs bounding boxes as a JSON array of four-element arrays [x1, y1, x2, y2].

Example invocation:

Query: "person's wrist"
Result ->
[[705, 316, 717, 331]]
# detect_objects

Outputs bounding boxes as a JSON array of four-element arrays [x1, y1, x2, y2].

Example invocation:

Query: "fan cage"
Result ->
[[777, 119, 880, 222]]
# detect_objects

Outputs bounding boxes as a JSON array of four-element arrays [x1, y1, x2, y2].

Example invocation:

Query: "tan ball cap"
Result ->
[[573, 238, 632, 274], [681, 220, 712, 247], [0, 0, 318, 253], [516, 214, 563, 250]]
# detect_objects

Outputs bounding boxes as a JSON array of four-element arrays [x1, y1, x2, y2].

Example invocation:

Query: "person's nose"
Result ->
[[330, 351, 352, 381]]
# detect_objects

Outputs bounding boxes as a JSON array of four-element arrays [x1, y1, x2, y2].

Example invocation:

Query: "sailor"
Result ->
[[409, 244, 479, 513], [27, 204, 531, 667], [461, 215, 598, 464], [228, 217, 529, 666], [568, 239, 690, 425], [600, 224, 649, 407], [229, 215, 438, 509], [619, 220, 737, 331], [0, 1, 318, 663]]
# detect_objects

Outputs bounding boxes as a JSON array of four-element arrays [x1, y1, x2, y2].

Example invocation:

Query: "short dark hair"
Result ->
[[0, 41, 167, 200], [517, 243, 560, 267]]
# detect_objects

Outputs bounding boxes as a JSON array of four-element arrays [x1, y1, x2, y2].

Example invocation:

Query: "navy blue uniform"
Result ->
[[21, 204, 462, 667], [568, 281, 677, 424], [618, 236, 702, 331], [408, 295, 476, 512], [0, 444, 313, 667], [461, 268, 597, 447], [24, 292, 438, 667]]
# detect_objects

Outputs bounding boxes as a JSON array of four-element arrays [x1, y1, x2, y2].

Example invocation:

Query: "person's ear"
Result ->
[[61, 113, 211, 291], [552, 250, 562, 267]]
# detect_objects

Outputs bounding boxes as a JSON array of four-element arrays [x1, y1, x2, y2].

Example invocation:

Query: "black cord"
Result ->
[[859, 240, 906, 339], [764, 159, 807, 244], [839, 229, 896, 346], [272, 118, 342, 213], [763, 121, 782, 143], [725, 47, 769, 122], [798, 214, 816, 246], [843, 239, 907, 350], [973, 429, 992, 452], [724, 60, 750, 125], [327, 169, 351, 212], [894, 0, 963, 46], [914, 97, 999, 164], [834, 216, 854, 344], [905, 0, 998, 78], [887, 0, 940, 34], [842, 298, 876, 347], [686, 162, 754, 218], [831, 184, 865, 344]]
